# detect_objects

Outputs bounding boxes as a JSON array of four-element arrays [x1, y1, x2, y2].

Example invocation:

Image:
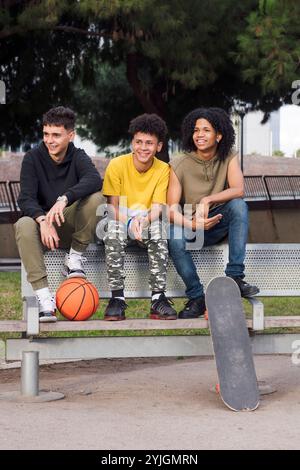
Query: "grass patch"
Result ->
[[243, 297, 300, 317], [0, 272, 23, 320], [1, 272, 300, 338]]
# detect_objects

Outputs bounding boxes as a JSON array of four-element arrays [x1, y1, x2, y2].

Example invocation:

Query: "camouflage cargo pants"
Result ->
[[104, 219, 168, 291]]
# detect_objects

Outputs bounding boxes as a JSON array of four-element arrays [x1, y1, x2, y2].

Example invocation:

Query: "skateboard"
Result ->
[[205, 276, 259, 411]]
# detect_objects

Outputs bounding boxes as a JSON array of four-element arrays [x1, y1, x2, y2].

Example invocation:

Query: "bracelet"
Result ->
[[127, 216, 137, 230]]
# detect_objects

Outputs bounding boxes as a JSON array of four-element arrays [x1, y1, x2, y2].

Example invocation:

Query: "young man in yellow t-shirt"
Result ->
[[102, 113, 177, 321]]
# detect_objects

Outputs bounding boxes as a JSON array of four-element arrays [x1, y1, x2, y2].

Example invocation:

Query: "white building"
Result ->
[[242, 110, 280, 157], [74, 134, 98, 157], [235, 105, 300, 158]]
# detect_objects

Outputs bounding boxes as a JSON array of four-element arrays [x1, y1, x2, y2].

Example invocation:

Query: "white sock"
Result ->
[[152, 293, 162, 301], [35, 287, 52, 300], [69, 248, 84, 259], [35, 287, 55, 311]]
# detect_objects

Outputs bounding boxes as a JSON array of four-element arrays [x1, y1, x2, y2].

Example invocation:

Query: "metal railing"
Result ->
[[0, 181, 13, 212], [244, 175, 300, 201], [0, 175, 299, 223], [263, 175, 300, 200], [0, 180, 20, 223], [244, 176, 269, 201], [8, 180, 21, 213]]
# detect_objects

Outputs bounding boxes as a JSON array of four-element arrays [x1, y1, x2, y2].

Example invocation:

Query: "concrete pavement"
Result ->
[[0, 355, 299, 450]]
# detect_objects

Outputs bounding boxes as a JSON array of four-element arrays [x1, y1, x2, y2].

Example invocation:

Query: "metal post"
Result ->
[[21, 351, 39, 397], [240, 114, 244, 173]]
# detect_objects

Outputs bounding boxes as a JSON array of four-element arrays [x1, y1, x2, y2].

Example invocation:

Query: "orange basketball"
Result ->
[[56, 278, 99, 321]]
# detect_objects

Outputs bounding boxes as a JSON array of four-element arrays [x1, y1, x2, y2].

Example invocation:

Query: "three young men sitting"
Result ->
[[16, 106, 259, 323]]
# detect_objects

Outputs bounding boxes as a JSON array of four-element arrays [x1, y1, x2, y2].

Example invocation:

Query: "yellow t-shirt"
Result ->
[[103, 153, 170, 218]]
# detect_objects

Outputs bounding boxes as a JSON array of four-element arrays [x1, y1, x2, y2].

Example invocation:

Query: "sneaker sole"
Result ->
[[39, 316, 57, 323], [66, 272, 87, 279], [104, 316, 126, 321], [178, 314, 204, 319], [150, 313, 177, 320]]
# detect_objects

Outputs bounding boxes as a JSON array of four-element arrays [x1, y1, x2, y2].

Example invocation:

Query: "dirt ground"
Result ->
[[0, 354, 300, 450]]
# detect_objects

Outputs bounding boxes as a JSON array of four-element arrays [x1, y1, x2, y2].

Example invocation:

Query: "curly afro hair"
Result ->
[[181, 107, 235, 161], [128, 113, 168, 142]]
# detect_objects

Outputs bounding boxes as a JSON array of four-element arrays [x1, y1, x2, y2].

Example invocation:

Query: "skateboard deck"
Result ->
[[205, 276, 259, 411]]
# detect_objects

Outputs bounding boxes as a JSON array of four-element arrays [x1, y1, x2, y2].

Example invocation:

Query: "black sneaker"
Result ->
[[228, 276, 260, 298], [150, 294, 177, 320], [104, 298, 127, 321], [178, 296, 206, 319]]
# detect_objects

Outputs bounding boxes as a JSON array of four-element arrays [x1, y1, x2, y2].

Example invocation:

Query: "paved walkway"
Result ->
[[0, 355, 299, 450]]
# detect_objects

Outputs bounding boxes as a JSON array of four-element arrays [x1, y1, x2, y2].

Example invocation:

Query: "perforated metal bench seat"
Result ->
[[22, 243, 300, 298], [18, 243, 300, 336]]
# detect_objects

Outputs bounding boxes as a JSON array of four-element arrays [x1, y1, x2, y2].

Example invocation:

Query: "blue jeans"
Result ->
[[168, 199, 249, 299]]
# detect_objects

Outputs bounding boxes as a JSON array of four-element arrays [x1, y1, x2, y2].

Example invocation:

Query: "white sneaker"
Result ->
[[36, 295, 57, 323], [63, 253, 87, 279]]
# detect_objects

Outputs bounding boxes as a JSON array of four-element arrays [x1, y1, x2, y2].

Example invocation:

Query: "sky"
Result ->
[[280, 105, 300, 157]]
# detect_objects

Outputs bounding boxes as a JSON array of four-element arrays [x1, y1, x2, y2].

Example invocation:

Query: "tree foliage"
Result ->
[[74, 62, 143, 150], [0, 0, 298, 150], [235, 0, 300, 96]]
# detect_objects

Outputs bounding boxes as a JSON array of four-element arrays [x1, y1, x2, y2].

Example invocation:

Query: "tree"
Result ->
[[73, 62, 143, 150], [0, 31, 87, 149], [235, 0, 300, 104], [0, 0, 296, 151]]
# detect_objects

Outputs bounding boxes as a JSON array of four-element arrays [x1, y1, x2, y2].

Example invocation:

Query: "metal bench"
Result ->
[[264, 175, 300, 201], [8, 241, 300, 332], [0, 180, 20, 223], [244, 176, 269, 201], [0, 181, 15, 223], [2, 242, 300, 364], [7, 180, 21, 215]]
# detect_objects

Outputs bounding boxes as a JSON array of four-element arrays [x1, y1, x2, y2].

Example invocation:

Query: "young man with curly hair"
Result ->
[[102, 113, 177, 321], [167, 107, 259, 319]]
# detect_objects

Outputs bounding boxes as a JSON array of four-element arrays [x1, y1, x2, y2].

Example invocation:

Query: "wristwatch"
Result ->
[[36, 216, 46, 224], [56, 195, 68, 204]]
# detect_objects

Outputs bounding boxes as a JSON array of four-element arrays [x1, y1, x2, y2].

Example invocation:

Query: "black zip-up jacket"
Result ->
[[18, 142, 103, 218]]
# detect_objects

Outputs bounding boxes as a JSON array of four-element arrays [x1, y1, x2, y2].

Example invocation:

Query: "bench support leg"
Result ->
[[23, 297, 40, 336], [0, 349, 64, 403], [248, 297, 265, 331], [21, 351, 39, 397]]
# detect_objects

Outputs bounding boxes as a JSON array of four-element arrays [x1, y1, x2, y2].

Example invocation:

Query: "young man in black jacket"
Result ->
[[15, 106, 104, 322]]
